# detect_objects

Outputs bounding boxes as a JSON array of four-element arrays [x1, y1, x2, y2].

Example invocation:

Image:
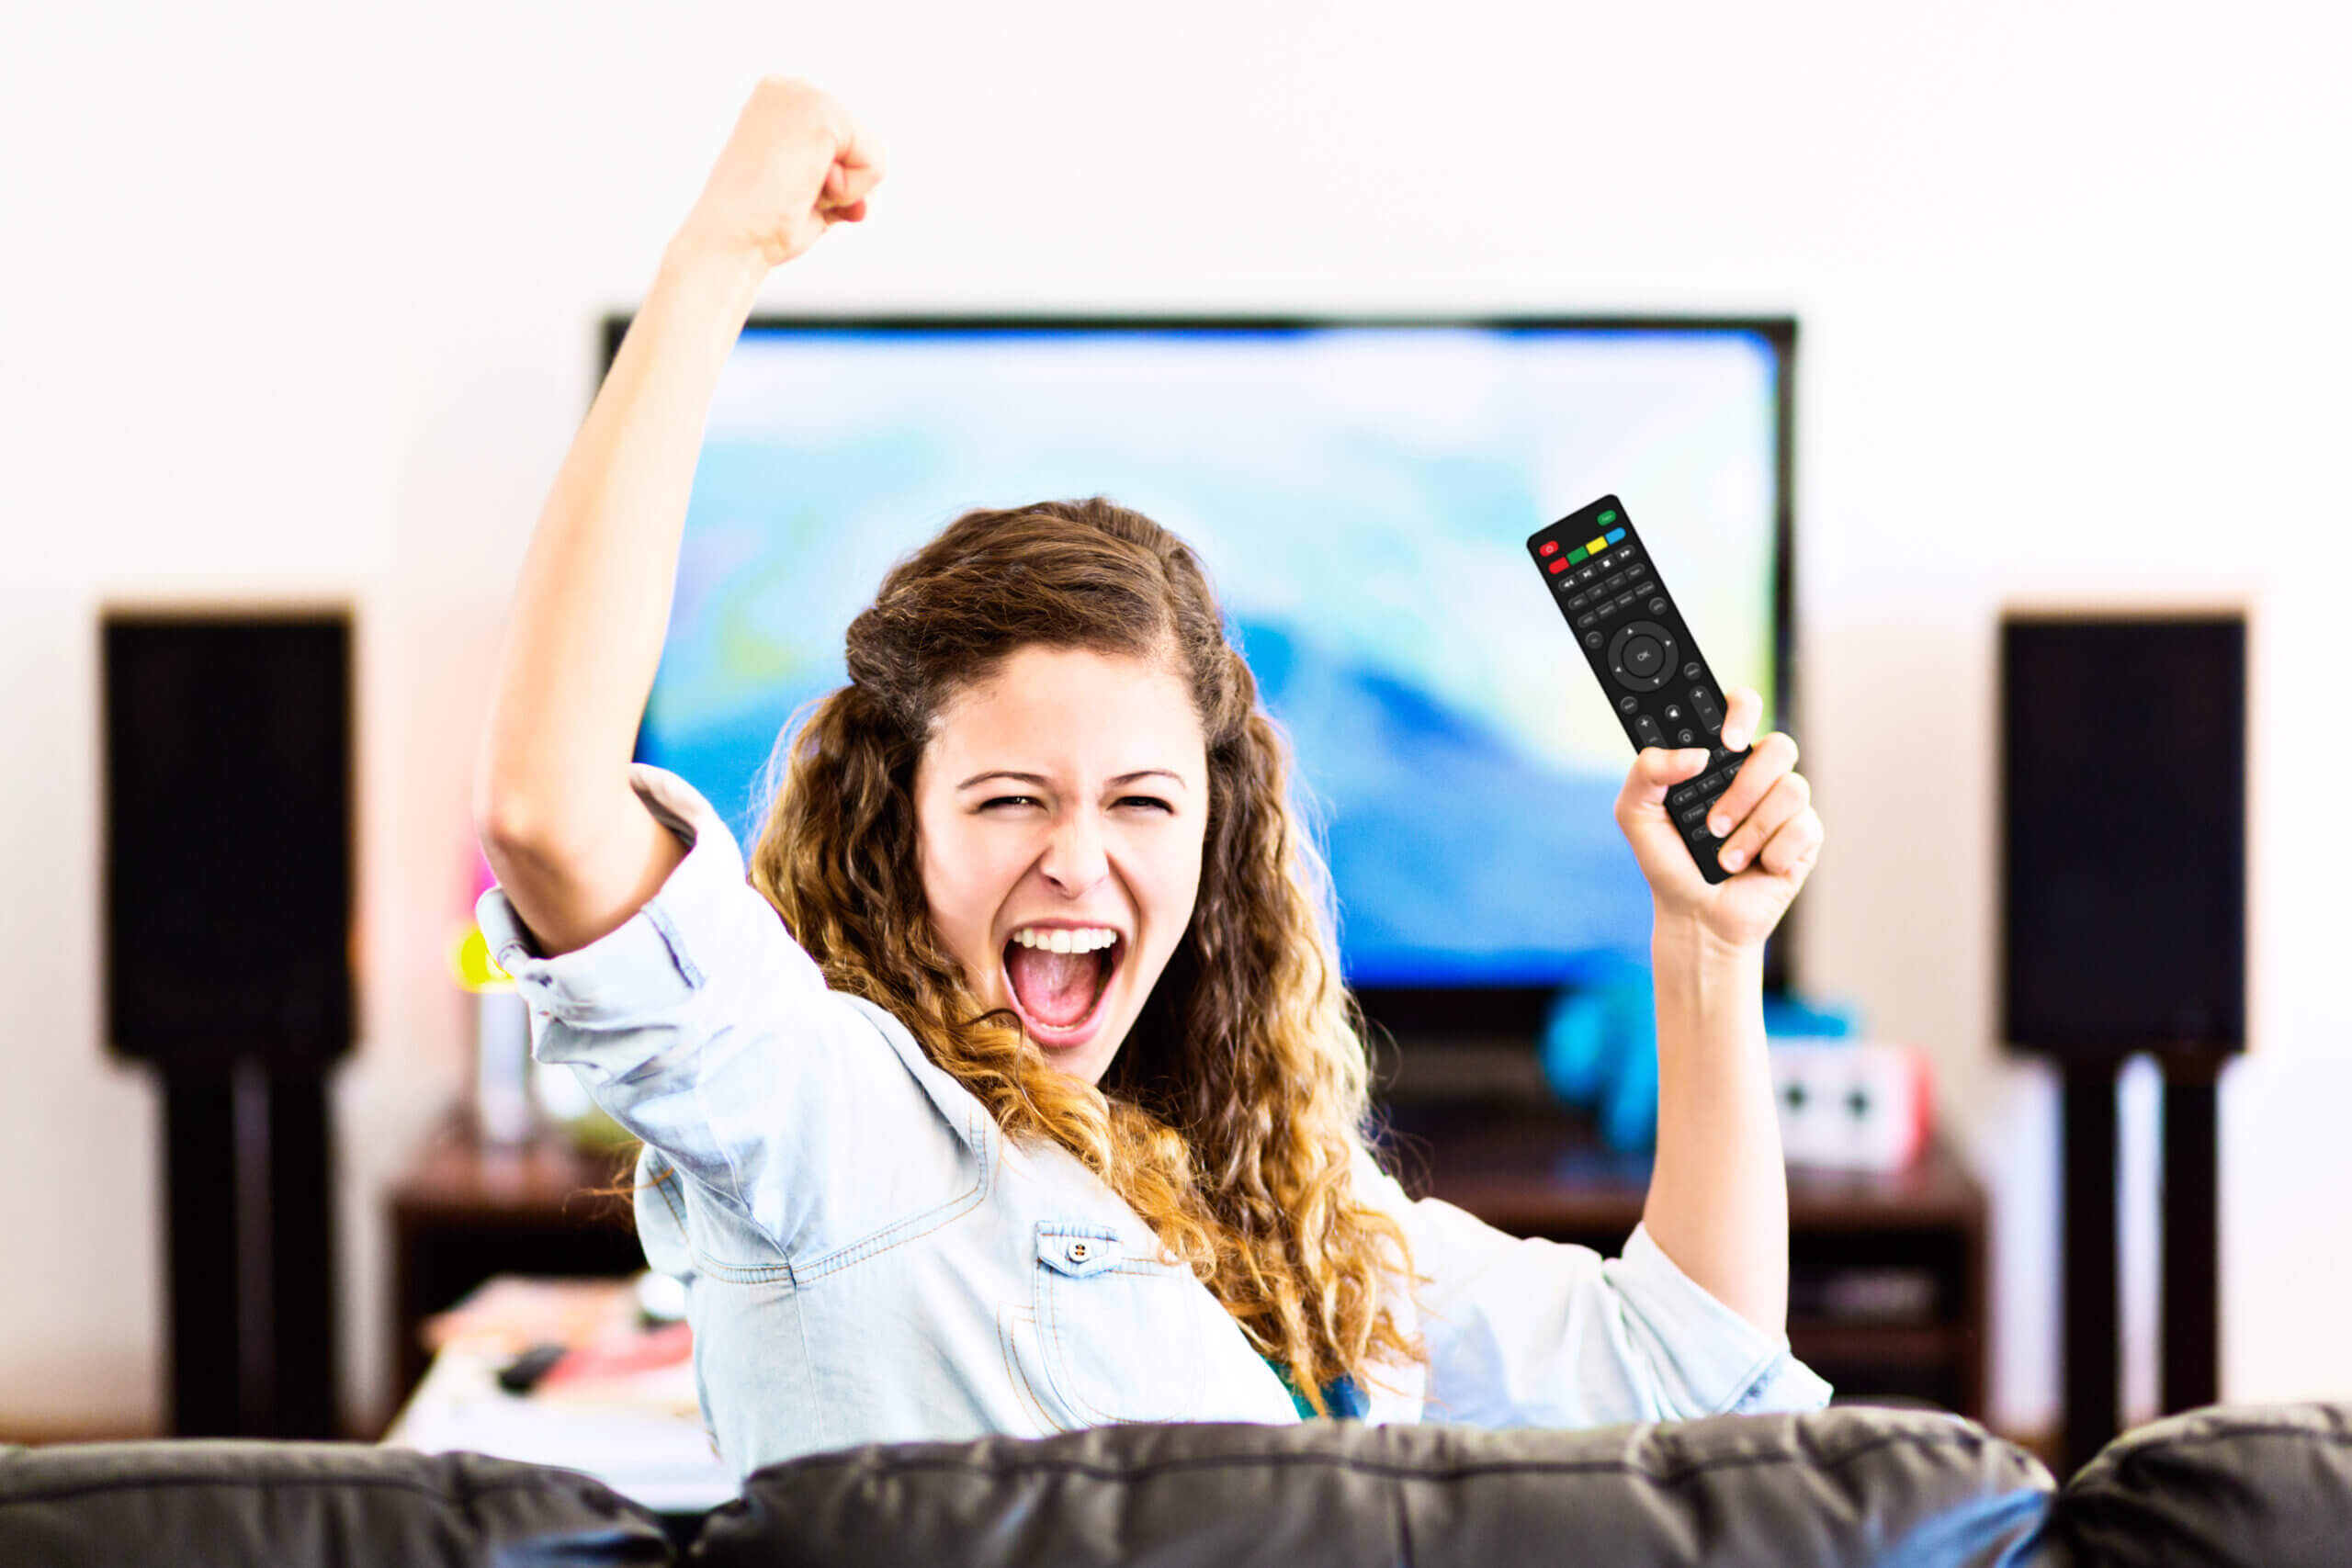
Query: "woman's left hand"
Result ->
[[1612, 686, 1824, 952]]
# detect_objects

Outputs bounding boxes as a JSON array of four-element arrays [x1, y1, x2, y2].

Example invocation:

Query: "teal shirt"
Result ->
[[1264, 1356, 1368, 1420]]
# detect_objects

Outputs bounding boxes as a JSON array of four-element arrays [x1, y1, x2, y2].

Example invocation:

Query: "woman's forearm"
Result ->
[[1639, 917, 1789, 1336], [473, 234, 768, 844]]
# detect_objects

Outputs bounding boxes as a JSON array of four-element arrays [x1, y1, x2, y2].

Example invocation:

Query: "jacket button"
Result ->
[[1067, 1241, 1090, 1262]]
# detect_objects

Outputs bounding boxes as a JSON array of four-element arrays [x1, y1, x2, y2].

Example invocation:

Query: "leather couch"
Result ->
[[4, 1401, 2346, 1566]]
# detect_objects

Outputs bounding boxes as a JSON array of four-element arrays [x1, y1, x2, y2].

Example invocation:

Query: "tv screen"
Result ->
[[616, 317, 1795, 1034]]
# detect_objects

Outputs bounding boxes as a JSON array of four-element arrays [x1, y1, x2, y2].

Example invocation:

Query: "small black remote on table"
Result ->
[[1526, 495, 1753, 885]]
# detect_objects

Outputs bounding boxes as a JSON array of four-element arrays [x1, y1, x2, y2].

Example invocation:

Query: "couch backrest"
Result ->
[[692, 1407, 2058, 1568], [0, 1439, 673, 1568], [2045, 1402, 2352, 1568]]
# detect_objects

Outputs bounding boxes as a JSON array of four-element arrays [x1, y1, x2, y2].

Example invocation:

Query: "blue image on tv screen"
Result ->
[[634, 322, 1784, 988]]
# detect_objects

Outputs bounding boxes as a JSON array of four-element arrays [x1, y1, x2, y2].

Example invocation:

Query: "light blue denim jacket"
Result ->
[[476, 764, 1833, 1481]]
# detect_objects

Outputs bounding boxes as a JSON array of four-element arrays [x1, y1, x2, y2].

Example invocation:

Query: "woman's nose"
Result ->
[[1038, 810, 1110, 895]]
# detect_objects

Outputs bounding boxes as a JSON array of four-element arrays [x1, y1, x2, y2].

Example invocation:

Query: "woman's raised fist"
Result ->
[[675, 76, 885, 272]]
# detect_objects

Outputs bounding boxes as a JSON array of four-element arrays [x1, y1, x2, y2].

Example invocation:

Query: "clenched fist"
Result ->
[[1613, 684, 1824, 953], [675, 76, 885, 272]]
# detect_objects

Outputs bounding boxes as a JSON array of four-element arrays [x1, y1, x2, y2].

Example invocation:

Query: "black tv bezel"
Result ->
[[605, 311, 1798, 1042]]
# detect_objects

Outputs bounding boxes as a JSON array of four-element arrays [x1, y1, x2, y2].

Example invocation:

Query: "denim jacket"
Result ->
[[476, 764, 1833, 1480]]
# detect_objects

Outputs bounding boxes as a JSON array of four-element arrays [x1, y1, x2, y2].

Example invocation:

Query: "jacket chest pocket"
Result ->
[[1032, 1223, 1209, 1427]]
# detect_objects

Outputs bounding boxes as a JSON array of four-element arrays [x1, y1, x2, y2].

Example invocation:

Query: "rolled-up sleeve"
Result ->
[[475, 764, 972, 1258], [1358, 1153, 1834, 1427]]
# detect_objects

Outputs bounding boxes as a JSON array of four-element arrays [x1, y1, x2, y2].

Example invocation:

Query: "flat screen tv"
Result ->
[[608, 315, 1797, 1043]]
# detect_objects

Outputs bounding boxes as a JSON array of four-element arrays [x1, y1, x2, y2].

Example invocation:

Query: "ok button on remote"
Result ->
[[1608, 621, 1679, 693]]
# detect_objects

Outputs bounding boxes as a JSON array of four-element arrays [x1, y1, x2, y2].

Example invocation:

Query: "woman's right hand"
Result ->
[[674, 76, 885, 273]]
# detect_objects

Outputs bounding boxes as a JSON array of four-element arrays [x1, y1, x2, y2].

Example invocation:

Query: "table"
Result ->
[[382, 1340, 736, 1517]]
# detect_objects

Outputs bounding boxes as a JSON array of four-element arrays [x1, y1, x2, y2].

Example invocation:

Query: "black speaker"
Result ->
[[1999, 612, 2245, 1058], [103, 610, 355, 1070], [102, 608, 353, 1438], [1999, 608, 2243, 1478]]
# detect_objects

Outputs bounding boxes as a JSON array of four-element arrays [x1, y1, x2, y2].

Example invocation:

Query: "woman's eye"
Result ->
[[979, 796, 1170, 812], [1121, 797, 1174, 813], [981, 796, 1039, 810]]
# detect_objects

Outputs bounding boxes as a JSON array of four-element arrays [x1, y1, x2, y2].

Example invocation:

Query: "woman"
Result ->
[[473, 76, 1832, 1479]]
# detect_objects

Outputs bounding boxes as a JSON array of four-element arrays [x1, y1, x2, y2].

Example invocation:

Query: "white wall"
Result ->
[[3, 0, 2346, 1438]]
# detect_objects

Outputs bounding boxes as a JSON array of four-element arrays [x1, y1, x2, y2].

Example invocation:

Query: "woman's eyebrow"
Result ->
[[956, 769, 1188, 791]]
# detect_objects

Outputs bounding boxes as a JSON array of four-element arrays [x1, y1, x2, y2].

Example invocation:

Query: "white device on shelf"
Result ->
[[1769, 1039, 1934, 1172]]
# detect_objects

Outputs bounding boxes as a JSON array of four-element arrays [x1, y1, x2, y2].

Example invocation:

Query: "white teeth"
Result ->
[[1012, 926, 1118, 953]]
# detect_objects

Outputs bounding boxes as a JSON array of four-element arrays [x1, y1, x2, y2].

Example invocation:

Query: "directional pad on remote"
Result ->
[[1607, 621, 1679, 694]]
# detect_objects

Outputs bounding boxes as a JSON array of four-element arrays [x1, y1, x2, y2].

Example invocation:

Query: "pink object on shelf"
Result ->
[[1770, 1040, 1935, 1172]]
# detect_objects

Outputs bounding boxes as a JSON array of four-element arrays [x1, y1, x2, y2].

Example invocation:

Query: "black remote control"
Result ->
[[1526, 494, 1754, 885]]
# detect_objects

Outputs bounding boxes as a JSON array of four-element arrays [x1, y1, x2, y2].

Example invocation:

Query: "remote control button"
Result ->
[[1603, 572, 1625, 592], [1678, 728, 1696, 743], [1608, 622, 1679, 693], [1618, 695, 1637, 713], [1678, 801, 1711, 825], [1618, 546, 1641, 562], [1548, 558, 1569, 574], [1605, 528, 1626, 544], [1576, 611, 1598, 628], [1647, 597, 1668, 615], [1540, 540, 1559, 556], [1683, 661, 1702, 680], [1664, 704, 1684, 722], [1584, 631, 1601, 648], [1669, 783, 1697, 808], [1634, 714, 1665, 747], [1614, 592, 1638, 610], [1688, 823, 1715, 847], [1692, 689, 1723, 728], [1568, 590, 1590, 609]]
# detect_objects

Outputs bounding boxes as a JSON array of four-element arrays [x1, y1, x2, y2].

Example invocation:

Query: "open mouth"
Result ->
[[1001, 932, 1125, 1050]]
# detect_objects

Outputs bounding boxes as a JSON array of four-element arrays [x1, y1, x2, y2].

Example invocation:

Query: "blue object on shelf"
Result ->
[[1599, 1012, 1660, 1152], [1538, 992, 1604, 1109], [1762, 994, 1864, 1040], [1540, 956, 1658, 1152]]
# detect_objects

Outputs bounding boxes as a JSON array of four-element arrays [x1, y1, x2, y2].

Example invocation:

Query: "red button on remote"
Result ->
[[1539, 541, 1558, 556], [1547, 558, 1568, 574]]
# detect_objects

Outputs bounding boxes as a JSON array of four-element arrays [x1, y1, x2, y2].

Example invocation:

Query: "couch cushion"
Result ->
[[2051, 1402, 2352, 1568], [692, 1408, 2055, 1568], [0, 1440, 672, 1568]]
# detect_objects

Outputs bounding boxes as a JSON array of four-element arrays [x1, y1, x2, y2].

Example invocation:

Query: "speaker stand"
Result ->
[[158, 1061, 340, 1438], [2159, 1052, 2222, 1417], [2056, 1050, 2224, 1479], [2058, 1058, 2120, 1479]]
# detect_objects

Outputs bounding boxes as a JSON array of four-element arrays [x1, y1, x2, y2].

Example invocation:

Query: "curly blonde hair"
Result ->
[[743, 496, 1425, 1412]]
